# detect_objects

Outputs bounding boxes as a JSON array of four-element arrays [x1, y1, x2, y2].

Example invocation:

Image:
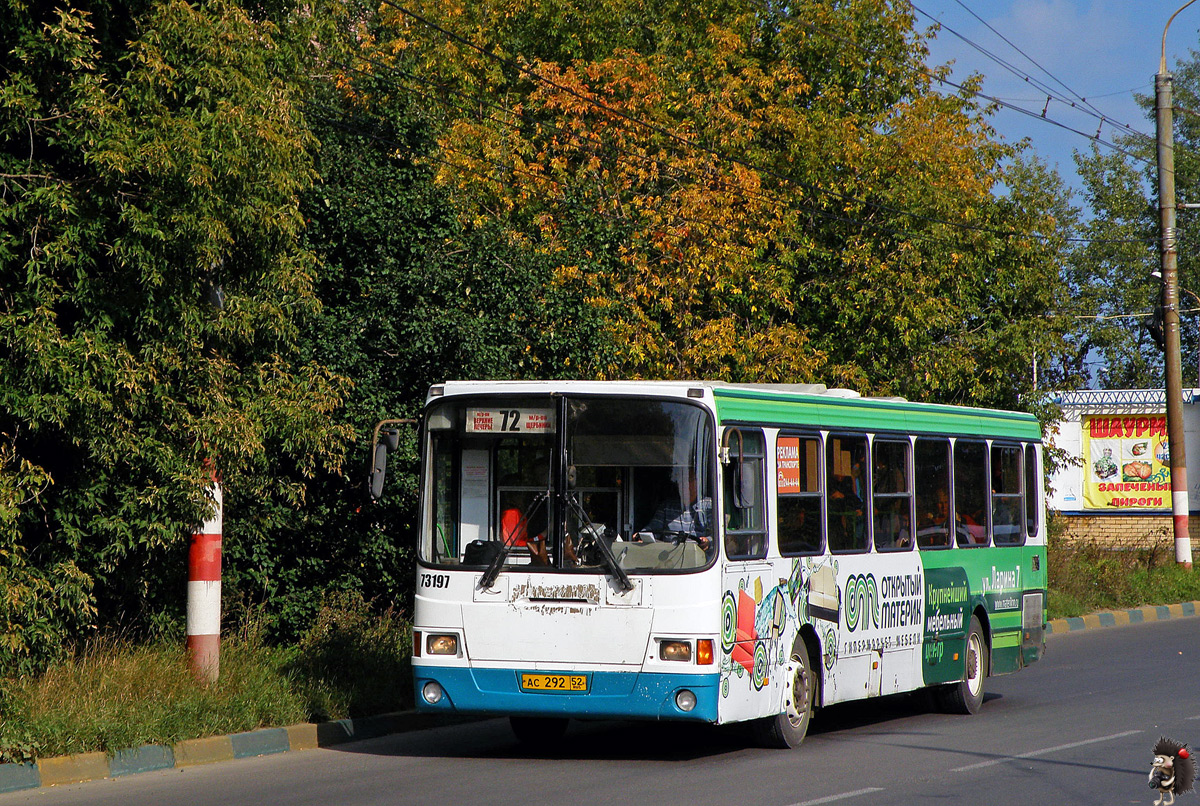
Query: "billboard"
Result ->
[[1082, 414, 1171, 510]]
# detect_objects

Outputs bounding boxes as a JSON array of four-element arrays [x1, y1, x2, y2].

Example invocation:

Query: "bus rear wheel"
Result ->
[[509, 716, 569, 748], [937, 615, 987, 715], [753, 642, 815, 749]]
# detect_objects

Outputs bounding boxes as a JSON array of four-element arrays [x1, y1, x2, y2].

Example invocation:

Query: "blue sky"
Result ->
[[919, 0, 1200, 198]]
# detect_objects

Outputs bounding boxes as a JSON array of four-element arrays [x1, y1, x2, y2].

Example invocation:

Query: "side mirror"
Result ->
[[736, 461, 756, 508], [367, 419, 416, 501], [369, 443, 389, 500]]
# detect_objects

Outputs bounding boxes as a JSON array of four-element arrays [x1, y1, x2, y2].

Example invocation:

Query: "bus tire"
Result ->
[[509, 716, 569, 747], [937, 615, 987, 715], [753, 642, 815, 749]]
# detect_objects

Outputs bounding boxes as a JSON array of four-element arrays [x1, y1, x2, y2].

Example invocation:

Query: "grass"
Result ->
[[0, 593, 412, 764], [4, 531, 1200, 764], [1047, 530, 1200, 619]]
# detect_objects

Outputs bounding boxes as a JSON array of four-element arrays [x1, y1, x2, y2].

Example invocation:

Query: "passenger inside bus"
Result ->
[[917, 487, 951, 547], [778, 497, 821, 554], [497, 460, 584, 565], [827, 474, 864, 552], [499, 487, 553, 565]]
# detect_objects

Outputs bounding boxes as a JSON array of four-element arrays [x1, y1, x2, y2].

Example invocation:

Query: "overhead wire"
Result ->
[[806, 1, 1200, 248], [950, 0, 1109, 119], [784, 15, 1163, 232], [909, 1, 1200, 169], [907, 1, 1152, 145], [933, 72, 1154, 168]]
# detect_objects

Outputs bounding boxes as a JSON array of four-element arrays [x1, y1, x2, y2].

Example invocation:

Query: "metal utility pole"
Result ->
[[1157, 0, 1196, 568]]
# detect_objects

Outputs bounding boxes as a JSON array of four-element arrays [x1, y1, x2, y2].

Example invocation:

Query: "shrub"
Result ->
[[289, 591, 413, 721]]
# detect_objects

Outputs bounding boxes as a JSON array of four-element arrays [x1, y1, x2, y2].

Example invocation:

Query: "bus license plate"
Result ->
[[520, 673, 588, 692]]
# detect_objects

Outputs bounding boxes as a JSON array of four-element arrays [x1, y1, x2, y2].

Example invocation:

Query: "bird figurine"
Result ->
[[1150, 736, 1196, 806]]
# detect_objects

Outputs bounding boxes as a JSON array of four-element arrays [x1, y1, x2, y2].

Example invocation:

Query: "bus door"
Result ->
[[718, 428, 781, 722], [825, 432, 880, 702], [825, 433, 923, 702], [869, 437, 922, 696]]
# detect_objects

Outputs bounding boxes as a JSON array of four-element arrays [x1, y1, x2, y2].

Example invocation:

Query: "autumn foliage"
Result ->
[[362, 0, 1064, 398]]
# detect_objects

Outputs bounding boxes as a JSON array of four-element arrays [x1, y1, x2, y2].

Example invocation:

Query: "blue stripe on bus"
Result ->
[[413, 665, 720, 722]]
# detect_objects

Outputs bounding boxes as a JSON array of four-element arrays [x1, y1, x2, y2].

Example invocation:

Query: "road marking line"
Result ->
[[952, 730, 1143, 772], [787, 787, 885, 806]]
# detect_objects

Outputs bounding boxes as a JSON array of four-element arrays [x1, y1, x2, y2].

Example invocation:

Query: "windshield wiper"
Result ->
[[565, 493, 634, 593], [479, 492, 547, 590]]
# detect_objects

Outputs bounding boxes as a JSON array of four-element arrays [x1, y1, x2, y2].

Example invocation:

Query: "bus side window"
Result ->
[[873, 439, 912, 551], [724, 429, 766, 560], [777, 434, 823, 555], [1025, 444, 1041, 538], [954, 439, 989, 547], [991, 444, 1024, 546], [827, 434, 868, 553], [914, 438, 951, 549]]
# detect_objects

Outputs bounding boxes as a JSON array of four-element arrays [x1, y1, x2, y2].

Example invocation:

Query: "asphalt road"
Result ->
[[5, 617, 1198, 806]]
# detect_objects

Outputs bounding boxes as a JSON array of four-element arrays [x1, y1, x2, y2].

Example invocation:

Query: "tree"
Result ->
[[1064, 147, 1161, 388], [373, 0, 1072, 405], [220, 4, 622, 634], [1067, 47, 1200, 390], [0, 0, 349, 669]]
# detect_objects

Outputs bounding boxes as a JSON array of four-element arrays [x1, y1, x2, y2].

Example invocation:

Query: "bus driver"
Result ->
[[637, 467, 712, 551]]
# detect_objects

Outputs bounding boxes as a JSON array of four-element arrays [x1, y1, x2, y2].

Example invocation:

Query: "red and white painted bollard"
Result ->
[[187, 473, 222, 683]]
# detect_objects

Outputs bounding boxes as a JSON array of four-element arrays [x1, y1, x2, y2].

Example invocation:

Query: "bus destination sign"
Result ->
[[466, 408, 555, 434]]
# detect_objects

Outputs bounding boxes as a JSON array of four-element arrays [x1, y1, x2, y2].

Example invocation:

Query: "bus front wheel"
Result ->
[[937, 615, 987, 715], [753, 642, 815, 749]]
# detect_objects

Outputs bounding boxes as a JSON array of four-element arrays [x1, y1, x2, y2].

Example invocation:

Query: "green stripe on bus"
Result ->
[[991, 631, 1022, 649], [712, 389, 1041, 441]]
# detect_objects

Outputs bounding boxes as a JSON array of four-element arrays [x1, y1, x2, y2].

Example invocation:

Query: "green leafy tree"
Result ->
[[0, 0, 349, 669], [1065, 147, 1161, 388], [223, 9, 620, 635]]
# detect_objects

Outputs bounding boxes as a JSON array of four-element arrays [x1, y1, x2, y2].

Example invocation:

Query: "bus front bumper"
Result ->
[[413, 665, 720, 722]]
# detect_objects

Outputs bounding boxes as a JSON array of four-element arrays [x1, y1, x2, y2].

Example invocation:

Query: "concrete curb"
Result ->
[[1046, 600, 1199, 634], [0, 711, 465, 795]]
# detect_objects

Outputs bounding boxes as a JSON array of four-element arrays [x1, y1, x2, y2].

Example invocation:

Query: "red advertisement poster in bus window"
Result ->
[[777, 436, 801, 494], [1081, 414, 1171, 511]]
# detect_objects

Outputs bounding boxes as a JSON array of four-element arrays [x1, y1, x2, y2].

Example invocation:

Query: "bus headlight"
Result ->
[[675, 690, 697, 711], [422, 681, 445, 704], [659, 640, 692, 662], [426, 634, 459, 656]]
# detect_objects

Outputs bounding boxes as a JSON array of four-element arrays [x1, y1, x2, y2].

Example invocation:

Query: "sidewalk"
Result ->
[[5, 600, 1199, 795]]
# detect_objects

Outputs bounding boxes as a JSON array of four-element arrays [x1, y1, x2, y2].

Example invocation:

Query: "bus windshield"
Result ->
[[421, 395, 715, 574]]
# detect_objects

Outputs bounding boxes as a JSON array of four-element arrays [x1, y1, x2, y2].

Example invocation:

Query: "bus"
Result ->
[[371, 380, 1047, 748]]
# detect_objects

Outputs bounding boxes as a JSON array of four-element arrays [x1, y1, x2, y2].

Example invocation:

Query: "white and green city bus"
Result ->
[[372, 381, 1046, 747]]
